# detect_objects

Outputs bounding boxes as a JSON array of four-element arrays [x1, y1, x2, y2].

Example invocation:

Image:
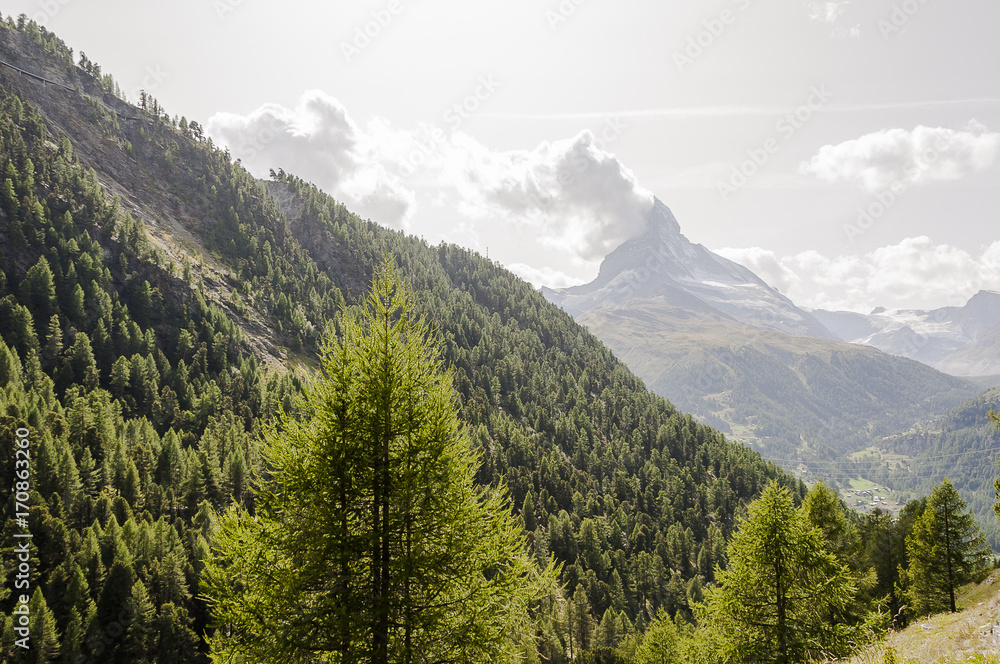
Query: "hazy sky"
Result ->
[[12, 0, 1000, 312]]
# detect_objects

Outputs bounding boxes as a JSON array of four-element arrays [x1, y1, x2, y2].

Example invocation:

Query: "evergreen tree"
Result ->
[[635, 608, 681, 664], [803, 480, 855, 563], [121, 580, 156, 663], [19, 257, 57, 338], [860, 508, 907, 625], [701, 481, 855, 663], [61, 608, 86, 664], [992, 411, 1000, 524], [904, 478, 990, 615], [204, 261, 556, 663], [154, 603, 199, 664], [26, 588, 60, 664], [568, 585, 594, 656]]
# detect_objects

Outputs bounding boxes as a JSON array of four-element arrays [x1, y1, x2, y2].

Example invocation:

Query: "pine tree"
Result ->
[[27, 588, 60, 664], [568, 585, 594, 655], [154, 603, 199, 664], [635, 608, 680, 664], [121, 580, 156, 663], [904, 478, 990, 615], [702, 481, 855, 663], [19, 256, 57, 338], [992, 411, 1000, 524], [61, 609, 85, 664], [204, 260, 556, 663], [803, 480, 855, 563]]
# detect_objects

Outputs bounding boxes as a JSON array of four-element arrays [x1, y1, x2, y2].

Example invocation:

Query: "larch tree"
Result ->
[[993, 410, 1000, 524], [203, 259, 556, 664], [634, 608, 681, 664], [701, 480, 855, 664], [904, 478, 990, 615]]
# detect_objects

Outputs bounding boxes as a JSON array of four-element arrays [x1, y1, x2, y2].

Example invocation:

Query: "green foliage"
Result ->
[[902, 479, 991, 616], [859, 504, 919, 627], [884, 388, 1000, 550], [586, 307, 978, 466], [635, 608, 682, 664], [205, 262, 558, 662], [0, 23, 829, 662], [992, 410, 1000, 526], [700, 481, 857, 663]]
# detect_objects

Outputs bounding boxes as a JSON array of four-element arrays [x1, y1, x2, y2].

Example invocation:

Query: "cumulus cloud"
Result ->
[[207, 90, 416, 228], [807, 1, 849, 23], [720, 238, 1000, 312], [207, 91, 659, 286], [440, 130, 655, 261], [865, 237, 997, 301], [715, 247, 802, 295], [800, 124, 1000, 191]]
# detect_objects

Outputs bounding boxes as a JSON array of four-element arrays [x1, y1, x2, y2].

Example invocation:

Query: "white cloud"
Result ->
[[440, 130, 655, 261], [206, 91, 666, 288], [719, 238, 1000, 312], [507, 263, 587, 289], [800, 124, 1000, 191], [715, 247, 802, 295], [807, 1, 849, 23], [207, 90, 416, 228], [866, 237, 993, 301], [832, 24, 861, 39]]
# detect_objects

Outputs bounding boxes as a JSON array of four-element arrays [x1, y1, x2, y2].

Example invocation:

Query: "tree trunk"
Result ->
[[944, 508, 956, 613], [775, 551, 787, 664]]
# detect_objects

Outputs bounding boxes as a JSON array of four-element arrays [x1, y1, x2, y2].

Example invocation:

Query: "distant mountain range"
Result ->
[[812, 292, 1000, 377], [543, 200, 984, 464]]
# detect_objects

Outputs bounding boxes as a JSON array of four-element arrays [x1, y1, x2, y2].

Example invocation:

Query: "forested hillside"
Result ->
[[876, 385, 1000, 550], [0, 16, 799, 661], [577, 303, 979, 464]]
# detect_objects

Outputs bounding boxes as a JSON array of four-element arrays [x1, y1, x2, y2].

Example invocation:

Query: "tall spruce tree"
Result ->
[[203, 260, 556, 663], [904, 478, 990, 615]]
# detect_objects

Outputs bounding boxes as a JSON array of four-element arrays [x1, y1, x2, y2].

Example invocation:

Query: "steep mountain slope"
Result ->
[[544, 199, 837, 340], [576, 297, 978, 463], [872, 385, 1000, 549], [0, 18, 796, 661], [543, 201, 980, 465], [938, 321, 1000, 376], [814, 291, 1000, 376]]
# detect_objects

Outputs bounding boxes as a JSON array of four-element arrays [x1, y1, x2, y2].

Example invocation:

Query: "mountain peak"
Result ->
[[648, 197, 681, 237], [544, 199, 838, 340]]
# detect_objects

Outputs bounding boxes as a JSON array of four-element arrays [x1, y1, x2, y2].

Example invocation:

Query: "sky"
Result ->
[[10, 0, 1000, 313]]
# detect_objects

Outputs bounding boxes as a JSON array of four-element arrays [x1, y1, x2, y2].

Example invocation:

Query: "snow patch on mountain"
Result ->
[[812, 291, 1000, 375]]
